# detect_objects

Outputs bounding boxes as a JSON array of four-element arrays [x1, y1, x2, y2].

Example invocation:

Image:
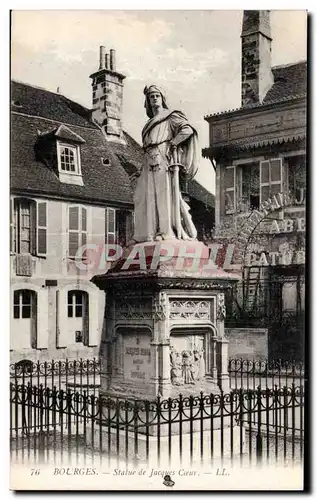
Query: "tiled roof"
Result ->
[[11, 80, 211, 208], [205, 61, 307, 120], [11, 80, 144, 207], [188, 179, 215, 208], [263, 61, 307, 103], [11, 80, 93, 128]]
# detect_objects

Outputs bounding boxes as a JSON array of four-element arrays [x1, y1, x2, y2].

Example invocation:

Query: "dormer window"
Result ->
[[36, 124, 85, 187], [57, 141, 83, 186]]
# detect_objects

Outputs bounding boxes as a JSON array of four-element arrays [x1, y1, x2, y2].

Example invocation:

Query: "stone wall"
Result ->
[[225, 328, 268, 359]]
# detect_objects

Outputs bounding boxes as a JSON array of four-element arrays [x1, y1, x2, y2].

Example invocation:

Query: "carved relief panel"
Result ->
[[170, 333, 206, 387], [169, 298, 215, 323]]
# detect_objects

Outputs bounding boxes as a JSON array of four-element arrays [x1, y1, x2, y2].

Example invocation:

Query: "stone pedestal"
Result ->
[[92, 240, 240, 400]]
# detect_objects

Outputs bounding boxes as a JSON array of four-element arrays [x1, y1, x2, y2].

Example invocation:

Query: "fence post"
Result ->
[[38, 384, 46, 463], [256, 386, 262, 463]]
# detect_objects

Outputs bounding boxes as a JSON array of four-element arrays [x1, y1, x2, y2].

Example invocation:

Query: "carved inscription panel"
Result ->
[[122, 331, 152, 383]]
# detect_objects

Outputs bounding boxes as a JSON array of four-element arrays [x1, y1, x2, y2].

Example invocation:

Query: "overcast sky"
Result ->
[[11, 10, 307, 193]]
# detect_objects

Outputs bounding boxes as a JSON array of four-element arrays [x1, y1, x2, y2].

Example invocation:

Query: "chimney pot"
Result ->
[[110, 49, 116, 71], [99, 46, 106, 70], [105, 53, 110, 70]]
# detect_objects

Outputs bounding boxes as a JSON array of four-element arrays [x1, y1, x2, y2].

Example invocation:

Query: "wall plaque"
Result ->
[[122, 331, 152, 383]]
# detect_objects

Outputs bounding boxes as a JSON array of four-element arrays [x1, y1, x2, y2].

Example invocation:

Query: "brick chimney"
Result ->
[[241, 10, 274, 106], [89, 47, 126, 141]]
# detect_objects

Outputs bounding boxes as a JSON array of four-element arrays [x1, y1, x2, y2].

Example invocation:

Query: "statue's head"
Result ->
[[144, 85, 168, 118]]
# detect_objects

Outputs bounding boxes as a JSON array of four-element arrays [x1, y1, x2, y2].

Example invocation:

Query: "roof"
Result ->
[[11, 80, 144, 207], [205, 61, 307, 120], [188, 179, 215, 208], [263, 61, 307, 104], [11, 80, 212, 208]]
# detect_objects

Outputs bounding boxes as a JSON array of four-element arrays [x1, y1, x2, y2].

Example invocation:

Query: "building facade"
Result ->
[[203, 11, 306, 361], [11, 46, 215, 363], [10, 48, 144, 363]]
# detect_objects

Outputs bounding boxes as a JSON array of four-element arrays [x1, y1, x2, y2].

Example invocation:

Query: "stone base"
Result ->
[[92, 240, 239, 404], [86, 424, 245, 466]]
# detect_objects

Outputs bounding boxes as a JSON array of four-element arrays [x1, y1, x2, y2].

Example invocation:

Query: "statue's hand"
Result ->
[[167, 141, 177, 163]]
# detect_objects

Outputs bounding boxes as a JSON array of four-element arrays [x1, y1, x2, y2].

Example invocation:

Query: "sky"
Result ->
[[11, 10, 307, 194]]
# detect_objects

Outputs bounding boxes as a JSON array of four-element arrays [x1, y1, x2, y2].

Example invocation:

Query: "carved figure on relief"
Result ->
[[182, 351, 195, 385], [170, 347, 184, 386]]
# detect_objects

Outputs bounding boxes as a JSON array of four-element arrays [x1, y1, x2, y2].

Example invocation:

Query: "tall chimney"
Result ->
[[241, 10, 274, 106], [110, 49, 116, 71], [99, 46, 106, 70], [90, 46, 126, 141]]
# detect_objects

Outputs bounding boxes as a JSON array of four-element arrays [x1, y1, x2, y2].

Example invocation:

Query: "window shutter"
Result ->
[[260, 160, 270, 203], [30, 202, 37, 255], [69, 206, 79, 257], [37, 202, 47, 257], [105, 208, 116, 245], [10, 198, 14, 253], [81, 207, 87, 232], [270, 158, 282, 196], [224, 166, 235, 214]]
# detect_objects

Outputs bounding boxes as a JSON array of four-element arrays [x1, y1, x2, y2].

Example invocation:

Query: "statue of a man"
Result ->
[[132, 85, 199, 243]]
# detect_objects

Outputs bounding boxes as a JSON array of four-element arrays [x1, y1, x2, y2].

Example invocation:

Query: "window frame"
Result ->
[[11, 198, 48, 258], [236, 162, 260, 213], [13, 289, 33, 319], [105, 207, 116, 245], [259, 158, 283, 204], [57, 141, 82, 177], [224, 166, 236, 215]]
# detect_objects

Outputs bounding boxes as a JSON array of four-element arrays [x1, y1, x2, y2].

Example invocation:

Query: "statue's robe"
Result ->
[[133, 109, 199, 243]]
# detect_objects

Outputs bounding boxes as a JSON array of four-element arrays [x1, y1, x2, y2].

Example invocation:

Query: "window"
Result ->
[[11, 198, 47, 256], [68, 206, 87, 258], [116, 210, 134, 247], [260, 158, 282, 203], [57, 141, 83, 186], [60, 146, 77, 172], [68, 290, 85, 318], [236, 163, 260, 212], [224, 166, 235, 214], [13, 289, 32, 319], [67, 290, 89, 345], [105, 208, 116, 245], [58, 143, 80, 174], [287, 155, 306, 204]]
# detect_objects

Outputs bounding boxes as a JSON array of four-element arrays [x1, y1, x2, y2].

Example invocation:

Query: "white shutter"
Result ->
[[69, 206, 79, 258], [36, 288, 48, 349], [260, 160, 270, 203], [37, 201, 47, 257], [56, 289, 68, 348], [88, 289, 100, 346], [105, 208, 116, 245]]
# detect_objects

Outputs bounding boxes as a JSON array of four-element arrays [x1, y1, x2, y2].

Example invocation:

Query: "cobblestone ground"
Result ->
[[10, 428, 304, 471]]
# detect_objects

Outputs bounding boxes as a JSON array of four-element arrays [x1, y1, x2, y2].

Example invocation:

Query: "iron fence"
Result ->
[[10, 358, 101, 394], [10, 383, 304, 468], [228, 358, 305, 390], [10, 357, 305, 392]]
